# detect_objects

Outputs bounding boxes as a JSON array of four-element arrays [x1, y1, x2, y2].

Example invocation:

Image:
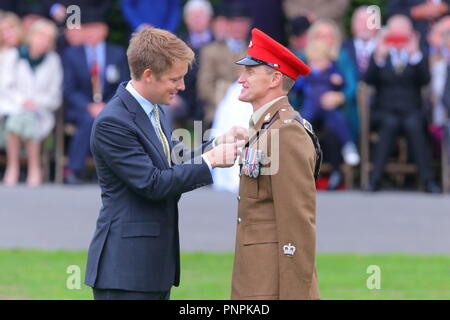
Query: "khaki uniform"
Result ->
[[197, 41, 246, 125], [231, 97, 320, 300]]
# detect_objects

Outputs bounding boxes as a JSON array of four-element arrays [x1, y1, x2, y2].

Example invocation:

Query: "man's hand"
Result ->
[[204, 140, 246, 168], [88, 102, 106, 118], [215, 126, 249, 145], [405, 32, 421, 55]]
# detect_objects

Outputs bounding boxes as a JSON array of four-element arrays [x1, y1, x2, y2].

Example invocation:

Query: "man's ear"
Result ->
[[270, 71, 283, 89], [142, 69, 153, 83]]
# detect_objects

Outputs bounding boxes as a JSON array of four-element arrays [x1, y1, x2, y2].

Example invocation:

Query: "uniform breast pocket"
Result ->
[[239, 174, 259, 199]]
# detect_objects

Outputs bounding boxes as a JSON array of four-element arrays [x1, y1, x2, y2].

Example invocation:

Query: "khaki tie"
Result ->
[[153, 105, 171, 165]]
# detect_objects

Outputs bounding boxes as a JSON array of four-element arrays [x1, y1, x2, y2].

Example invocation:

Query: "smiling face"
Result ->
[[145, 60, 188, 105], [237, 65, 275, 105]]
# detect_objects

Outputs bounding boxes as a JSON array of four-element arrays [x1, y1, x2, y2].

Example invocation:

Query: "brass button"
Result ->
[[237, 217, 242, 224], [237, 195, 241, 201]]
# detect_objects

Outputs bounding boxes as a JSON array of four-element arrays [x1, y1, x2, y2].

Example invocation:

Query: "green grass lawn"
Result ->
[[0, 250, 449, 300]]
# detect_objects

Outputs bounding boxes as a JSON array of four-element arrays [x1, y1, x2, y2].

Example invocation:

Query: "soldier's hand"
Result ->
[[204, 140, 246, 168], [216, 126, 249, 145]]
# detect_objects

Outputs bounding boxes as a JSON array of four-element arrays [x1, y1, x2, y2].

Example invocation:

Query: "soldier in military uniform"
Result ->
[[231, 28, 322, 300]]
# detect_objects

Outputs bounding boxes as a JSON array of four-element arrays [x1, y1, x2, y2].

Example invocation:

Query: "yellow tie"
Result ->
[[153, 105, 171, 165]]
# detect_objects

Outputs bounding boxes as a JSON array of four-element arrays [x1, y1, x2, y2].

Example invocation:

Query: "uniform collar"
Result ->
[[249, 96, 290, 135], [250, 96, 286, 130]]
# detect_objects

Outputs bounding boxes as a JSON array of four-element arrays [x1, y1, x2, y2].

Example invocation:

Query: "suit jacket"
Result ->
[[85, 82, 214, 292], [231, 97, 320, 300], [62, 43, 129, 121], [364, 53, 430, 114]]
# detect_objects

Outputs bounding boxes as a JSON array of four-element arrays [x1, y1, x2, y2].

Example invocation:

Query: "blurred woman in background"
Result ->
[[0, 18, 62, 187]]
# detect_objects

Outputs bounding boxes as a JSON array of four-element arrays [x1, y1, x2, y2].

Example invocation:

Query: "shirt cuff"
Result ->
[[211, 137, 218, 148], [409, 52, 423, 65], [202, 154, 213, 172]]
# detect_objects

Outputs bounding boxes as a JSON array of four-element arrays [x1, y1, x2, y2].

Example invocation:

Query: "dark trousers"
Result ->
[[65, 109, 95, 174], [93, 288, 171, 300], [370, 111, 433, 184]]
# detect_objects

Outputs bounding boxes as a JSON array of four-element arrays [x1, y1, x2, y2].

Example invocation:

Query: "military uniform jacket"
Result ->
[[231, 97, 320, 300]]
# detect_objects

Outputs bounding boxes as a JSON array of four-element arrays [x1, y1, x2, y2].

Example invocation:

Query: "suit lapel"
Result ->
[[117, 84, 170, 168]]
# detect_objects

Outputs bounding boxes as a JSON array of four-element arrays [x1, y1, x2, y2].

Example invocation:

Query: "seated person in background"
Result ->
[[175, 0, 215, 127], [62, 13, 129, 184], [197, 2, 251, 129], [296, 40, 360, 190], [342, 6, 378, 80], [364, 15, 441, 193], [0, 19, 62, 187]]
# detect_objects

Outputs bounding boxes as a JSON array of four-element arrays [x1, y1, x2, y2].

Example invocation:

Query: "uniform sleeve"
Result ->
[[270, 123, 318, 299]]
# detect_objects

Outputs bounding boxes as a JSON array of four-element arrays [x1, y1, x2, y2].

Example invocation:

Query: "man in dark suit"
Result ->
[[63, 13, 129, 184], [176, 0, 215, 126], [364, 15, 441, 193], [84, 27, 247, 300], [342, 6, 378, 80]]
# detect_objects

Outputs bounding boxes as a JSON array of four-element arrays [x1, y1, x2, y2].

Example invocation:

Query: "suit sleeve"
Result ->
[[92, 116, 213, 201], [270, 123, 318, 299]]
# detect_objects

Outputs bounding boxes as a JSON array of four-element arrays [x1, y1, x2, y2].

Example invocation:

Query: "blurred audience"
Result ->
[[304, 19, 360, 142], [211, 81, 252, 193], [343, 6, 379, 80], [298, 40, 360, 189], [283, 0, 351, 32], [211, 3, 229, 41], [0, 19, 62, 187], [387, 0, 450, 49], [176, 0, 214, 127], [121, 0, 181, 33], [364, 15, 441, 193], [197, 1, 251, 129], [62, 13, 129, 184]]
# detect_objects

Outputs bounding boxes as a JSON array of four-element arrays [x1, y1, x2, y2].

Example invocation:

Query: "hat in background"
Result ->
[[236, 28, 311, 80], [224, 1, 251, 19], [80, 10, 107, 24], [289, 16, 311, 37]]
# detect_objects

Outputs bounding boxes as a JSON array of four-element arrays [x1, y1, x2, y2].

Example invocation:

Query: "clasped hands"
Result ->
[[204, 126, 249, 168]]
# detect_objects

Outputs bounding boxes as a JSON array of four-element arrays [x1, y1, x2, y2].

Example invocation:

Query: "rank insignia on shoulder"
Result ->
[[302, 118, 314, 134], [242, 147, 263, 179], [283, 243, 296, 256]]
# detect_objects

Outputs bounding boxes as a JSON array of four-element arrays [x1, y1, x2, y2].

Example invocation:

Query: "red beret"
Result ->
[[236, 28, 311, 80]]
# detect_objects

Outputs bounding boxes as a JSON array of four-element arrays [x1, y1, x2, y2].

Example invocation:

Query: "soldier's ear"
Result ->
[[270, 71, 283, 89]]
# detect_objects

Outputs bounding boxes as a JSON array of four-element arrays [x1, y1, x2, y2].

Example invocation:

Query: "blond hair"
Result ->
[[26, 18, 58, 49], [127, 27, 195, 80], [0, 11, 24, 49], [305, 40, 333, 61], [306, 19, 342, 60]]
